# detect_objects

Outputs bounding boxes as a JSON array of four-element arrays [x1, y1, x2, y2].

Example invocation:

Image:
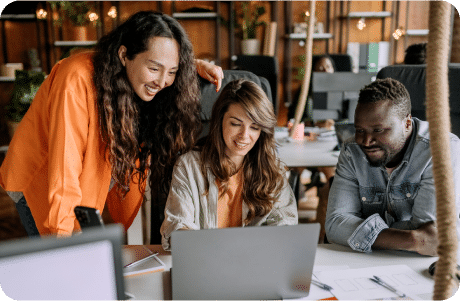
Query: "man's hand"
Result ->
[[195, 59, 224, 92], [412, 221, 438, 256], [373, 221, 438, 256]]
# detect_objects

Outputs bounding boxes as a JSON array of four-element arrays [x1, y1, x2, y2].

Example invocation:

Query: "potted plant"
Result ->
[[236, 2, 266, 55], [48, 1, 97, 40], [5, 70, 46, 138]]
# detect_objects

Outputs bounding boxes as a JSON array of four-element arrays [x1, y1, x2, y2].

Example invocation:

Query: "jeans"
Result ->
[[15, 196, 40, 237]]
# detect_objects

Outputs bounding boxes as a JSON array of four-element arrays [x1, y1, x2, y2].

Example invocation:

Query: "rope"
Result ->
[[426, 2, 458, 299], [290, 1, 316, 138]]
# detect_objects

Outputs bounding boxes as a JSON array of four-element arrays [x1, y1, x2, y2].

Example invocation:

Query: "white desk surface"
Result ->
[[123, 244, 440, 300], [276, 137, 339, 168]]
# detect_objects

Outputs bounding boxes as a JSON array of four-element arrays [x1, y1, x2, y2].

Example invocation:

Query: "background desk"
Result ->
[[123, 244, 438, 300], [277, 137, 339, 241], [276, 137, 339, 168]]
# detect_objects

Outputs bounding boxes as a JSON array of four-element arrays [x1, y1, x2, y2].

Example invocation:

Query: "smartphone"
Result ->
[[74, 206, 105, 229]]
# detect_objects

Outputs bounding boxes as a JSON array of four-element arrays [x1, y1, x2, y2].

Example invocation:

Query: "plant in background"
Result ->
[[48, 1, 98, 27], [6, 70, 46, 122], [295, 50, 321, 81], [237, 2, 266, 40]]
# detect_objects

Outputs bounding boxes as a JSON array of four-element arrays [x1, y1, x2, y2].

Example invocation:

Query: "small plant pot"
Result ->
[[71, 26, 88, 41], [241, 39, 260, 55]]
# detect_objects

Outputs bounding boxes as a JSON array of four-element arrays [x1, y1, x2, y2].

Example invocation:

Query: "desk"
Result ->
[[276, 137, 339, 168], [123, 244, 438, 300], [276, 137, 339, 241]]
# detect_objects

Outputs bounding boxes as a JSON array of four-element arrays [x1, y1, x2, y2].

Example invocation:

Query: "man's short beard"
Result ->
[[363, 134, 407, 168], [365, 149, 391, 167]]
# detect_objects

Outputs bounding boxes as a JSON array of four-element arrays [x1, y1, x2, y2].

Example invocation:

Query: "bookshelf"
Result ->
[[283, 1, 336, 106], [171, 2, 222, 66], [0, 13, 48, 70]]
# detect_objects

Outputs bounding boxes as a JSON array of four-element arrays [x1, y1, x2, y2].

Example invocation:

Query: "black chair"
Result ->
[[233, 55, 278, 116], [150, 70, 273, 244], [377, 64, 460, 137]]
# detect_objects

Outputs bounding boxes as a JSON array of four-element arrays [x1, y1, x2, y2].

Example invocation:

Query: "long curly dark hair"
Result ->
[[92, 11, 201, 196], [198, 79, 284, 224]]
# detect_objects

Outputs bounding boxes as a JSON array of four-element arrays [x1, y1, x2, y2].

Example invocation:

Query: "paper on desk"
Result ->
[[314, 265, 431, 300], [289, 266, 350, 300]]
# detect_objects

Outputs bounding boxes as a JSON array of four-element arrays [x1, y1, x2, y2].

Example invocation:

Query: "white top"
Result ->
[[160, 151, 298, 251]]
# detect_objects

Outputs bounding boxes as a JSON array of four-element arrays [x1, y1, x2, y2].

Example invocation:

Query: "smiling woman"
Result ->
[[0, 11, 223, 237], [160, 79, 298, 251], [118, 37, 180, 102]]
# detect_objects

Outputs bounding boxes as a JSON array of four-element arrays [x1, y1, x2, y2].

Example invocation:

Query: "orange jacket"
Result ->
[[0, 52, 144, 236]]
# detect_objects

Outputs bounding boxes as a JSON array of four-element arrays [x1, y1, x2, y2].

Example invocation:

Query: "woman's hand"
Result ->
[[195, 59, 224, 92]]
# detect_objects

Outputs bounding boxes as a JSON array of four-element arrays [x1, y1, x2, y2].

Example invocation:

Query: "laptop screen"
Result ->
[[0, 224, 125, 300], [171, 224, 320, 300]]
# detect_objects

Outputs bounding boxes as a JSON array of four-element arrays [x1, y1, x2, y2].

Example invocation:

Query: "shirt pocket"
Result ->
[[359, 186, 386, 217], [389, 182, 420, 220]]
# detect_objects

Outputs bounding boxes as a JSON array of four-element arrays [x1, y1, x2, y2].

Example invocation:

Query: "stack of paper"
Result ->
[[314, 265, 433, 300]]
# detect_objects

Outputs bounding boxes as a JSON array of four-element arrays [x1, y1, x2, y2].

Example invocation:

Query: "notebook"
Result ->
[[0, 224, 125, 300], [334, 121, 356, 150], [170, 223, 320, 300]]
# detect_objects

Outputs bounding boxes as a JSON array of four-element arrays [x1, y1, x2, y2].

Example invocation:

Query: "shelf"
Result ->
[[347, 11, 392, 18], [0, 14, 37, 20], [54, 41, 97, 47], [0, 76, 15, 82], [172, 12, 219, 19], [405, 29, 429, 36], [287, 33, 333, 40]]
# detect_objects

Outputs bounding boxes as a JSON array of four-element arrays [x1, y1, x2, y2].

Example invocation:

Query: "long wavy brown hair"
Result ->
[[92, 11, 201, 196], [198, 79, 285, 224]]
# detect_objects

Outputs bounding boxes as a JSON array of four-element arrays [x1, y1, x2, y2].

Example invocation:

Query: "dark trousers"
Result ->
[[15, 196, 40, 237]]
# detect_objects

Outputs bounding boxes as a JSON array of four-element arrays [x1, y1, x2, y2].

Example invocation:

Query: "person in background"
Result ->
[[404, 42, 427, 64], [313, 55, 335, 73], [0, 11, 223, 237], [325, 78, 460, 256], [160, 79, 298, 250], [288, 54, 335, 124]]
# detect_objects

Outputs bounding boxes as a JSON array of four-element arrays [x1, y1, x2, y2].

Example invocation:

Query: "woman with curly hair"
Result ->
[[0, 11, 223, 236], [161, 79, 298, 250]]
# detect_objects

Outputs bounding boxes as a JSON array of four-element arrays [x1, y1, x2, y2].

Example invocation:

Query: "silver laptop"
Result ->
[[0, 224, 125, 300], [171, 223, 320, 300]]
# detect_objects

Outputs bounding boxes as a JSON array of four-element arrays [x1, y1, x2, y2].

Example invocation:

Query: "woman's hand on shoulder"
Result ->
[[195, 59, 224, 92]]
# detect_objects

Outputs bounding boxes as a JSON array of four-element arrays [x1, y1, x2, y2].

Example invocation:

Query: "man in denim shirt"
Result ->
[[326, 78, 460, 256]]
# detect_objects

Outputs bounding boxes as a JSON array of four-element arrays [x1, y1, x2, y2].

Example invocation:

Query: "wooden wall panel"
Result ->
[[2, 21, 38, 65], [0, 0, 439, 130]]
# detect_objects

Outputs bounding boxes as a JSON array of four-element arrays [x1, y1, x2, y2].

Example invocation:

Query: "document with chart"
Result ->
[[314, 265, 432, 300]]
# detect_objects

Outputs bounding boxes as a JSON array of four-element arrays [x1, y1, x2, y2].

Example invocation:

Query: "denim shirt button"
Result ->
[[406, 193, 411, 197], [355, 242, 359, 247], [362, 197, 366, 201]]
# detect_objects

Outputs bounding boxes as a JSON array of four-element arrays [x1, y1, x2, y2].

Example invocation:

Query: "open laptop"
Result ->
[[334, 121, 356, 151], [0, 224, 125, 300], [171, 223, 320, 300]]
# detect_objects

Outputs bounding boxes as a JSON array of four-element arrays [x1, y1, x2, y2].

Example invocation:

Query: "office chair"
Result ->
[[150, 70, 274, 244], [377, 64, 460, 137], [233, 55, 278, 116]]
